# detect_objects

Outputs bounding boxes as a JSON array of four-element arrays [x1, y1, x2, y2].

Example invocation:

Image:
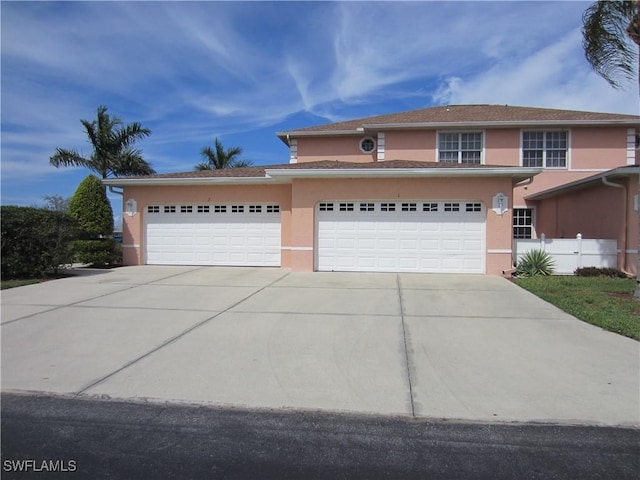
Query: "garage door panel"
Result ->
[[145, 204, 281, 266], [317, 200, 485, 273]]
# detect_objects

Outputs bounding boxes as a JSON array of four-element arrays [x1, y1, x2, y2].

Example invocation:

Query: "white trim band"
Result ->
[[487, 249, 512, 254], [281, 246, 314, 251], [122, 244, 140, 249]]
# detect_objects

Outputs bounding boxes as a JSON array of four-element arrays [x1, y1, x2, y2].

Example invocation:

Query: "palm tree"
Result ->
[[195, 137, 253, 170], [582, 0, 640, 298], [50, 105, 154, 179]]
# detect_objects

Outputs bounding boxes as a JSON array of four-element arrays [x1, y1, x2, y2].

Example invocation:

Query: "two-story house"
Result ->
[[105, 104, 640, 275]]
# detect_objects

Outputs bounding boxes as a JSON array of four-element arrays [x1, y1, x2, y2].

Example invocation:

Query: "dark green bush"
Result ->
[[516, 249, 555, 277], [574, 266, 628, 278], [74, 239, 117, 265], [1, 206, 77, 279], [69, 175, 113, 238], [68, 175, 116, 266]]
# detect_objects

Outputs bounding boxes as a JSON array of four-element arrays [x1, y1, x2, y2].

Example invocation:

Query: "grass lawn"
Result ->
[[1, 278, 42, 290], [515, 276, 640, 341]]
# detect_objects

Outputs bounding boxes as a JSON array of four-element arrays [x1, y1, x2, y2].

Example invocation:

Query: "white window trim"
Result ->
[[436, 130, 485, 164], [359, 137, 377, 154], [520, 129, 571, 170], [512, 206, 536, 239]]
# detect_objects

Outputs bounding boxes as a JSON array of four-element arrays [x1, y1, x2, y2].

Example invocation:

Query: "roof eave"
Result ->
[[276, 129, 365, 144], [102, 176, 281, 187], [279, 119, 640, 138], [525, 165, 639, 200], [265, 167, 542, 180]]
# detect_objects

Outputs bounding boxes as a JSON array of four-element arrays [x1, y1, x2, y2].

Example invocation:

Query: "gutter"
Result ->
[[102, 176, 283, 187], [601, 175, 628, 271], [278, 120, 640, 139], [265, 167, 542, 180]]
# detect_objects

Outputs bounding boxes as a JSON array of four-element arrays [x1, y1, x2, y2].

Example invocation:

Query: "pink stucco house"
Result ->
[[104, 104, 640, 275]]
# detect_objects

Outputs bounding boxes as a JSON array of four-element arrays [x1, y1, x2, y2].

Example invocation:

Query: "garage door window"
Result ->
[[423, 203, 438, 212]]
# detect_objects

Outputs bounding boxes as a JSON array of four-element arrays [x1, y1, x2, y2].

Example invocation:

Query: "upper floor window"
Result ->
[[438, 132, 482, 164], [522, 131, 567, 168], [360, 137, 376, 153]]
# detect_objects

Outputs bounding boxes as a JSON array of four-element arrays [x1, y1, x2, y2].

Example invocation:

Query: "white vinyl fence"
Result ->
[[513, 234, 618, 275]]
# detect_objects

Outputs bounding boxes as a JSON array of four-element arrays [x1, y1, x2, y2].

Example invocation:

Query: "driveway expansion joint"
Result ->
[[397, 274, 416, 418]]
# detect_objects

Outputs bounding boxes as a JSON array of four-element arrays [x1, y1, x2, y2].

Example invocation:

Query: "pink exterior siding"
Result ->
[[296, 136, 375, 163], [533, 177, 638, 274], [384, 131, 436, 161], [571, 127, 630, 170], [485, 129, 520, 166]]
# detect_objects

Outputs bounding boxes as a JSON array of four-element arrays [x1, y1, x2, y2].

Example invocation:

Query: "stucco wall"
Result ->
[[534, 176, 638, 274], [384, 131, 436, 161], [296, 136, 376, 163]]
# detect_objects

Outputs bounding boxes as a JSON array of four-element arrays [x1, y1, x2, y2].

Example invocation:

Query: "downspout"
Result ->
[[513, 176, 534, 188], [108, 186, 123, 196], [602, 175, 628, 272]]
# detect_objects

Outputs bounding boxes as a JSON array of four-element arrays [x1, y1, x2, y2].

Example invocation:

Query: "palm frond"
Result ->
[[582, 0, 638, 89], [49, 148, 90, 168]]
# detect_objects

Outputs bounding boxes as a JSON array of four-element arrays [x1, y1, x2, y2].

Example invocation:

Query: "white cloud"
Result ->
[[432, 28, 638, 114], [2, 1, 638, 206]]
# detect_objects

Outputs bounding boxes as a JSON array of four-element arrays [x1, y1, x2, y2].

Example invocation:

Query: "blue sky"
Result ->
[[1, 1, 638, 227]]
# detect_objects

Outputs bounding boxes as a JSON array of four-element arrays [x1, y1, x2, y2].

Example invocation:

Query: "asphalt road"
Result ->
[[1, 393, 638, 480]]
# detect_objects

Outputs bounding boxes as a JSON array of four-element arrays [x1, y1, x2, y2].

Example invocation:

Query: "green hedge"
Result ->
[[1, 206, 77, 279], [574, 267, 628, 278], [74, 238, 117, 265]]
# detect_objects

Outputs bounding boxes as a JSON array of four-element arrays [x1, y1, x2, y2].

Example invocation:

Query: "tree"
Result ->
[[50, 105, 154, 179], [195, 137, 253, 170], [69, 175, 116, 265], [582, 0, 640, 298], [43, 195, 70, 212]]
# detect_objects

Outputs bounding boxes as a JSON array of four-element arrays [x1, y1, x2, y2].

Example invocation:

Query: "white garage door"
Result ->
[[317, 201, 485, 273], [145, 204, 281, 266]]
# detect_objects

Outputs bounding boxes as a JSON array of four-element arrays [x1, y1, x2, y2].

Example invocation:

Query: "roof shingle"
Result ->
[[121, 159, 519, 180], [279, 104, 640, 134]]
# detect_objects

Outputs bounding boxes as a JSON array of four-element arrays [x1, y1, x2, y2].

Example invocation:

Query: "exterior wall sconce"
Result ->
[[492, 193, 508, 216], [125, 198, 137, 217]]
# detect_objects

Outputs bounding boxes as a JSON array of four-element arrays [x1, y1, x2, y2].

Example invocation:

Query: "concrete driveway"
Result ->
[[2, 266, 638, 426]]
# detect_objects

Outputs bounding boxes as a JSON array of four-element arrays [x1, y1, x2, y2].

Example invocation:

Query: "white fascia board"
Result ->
[[525, 165, 639, 200], [265, 167, 542, 179], [362, 119, 640, 130], [276, 130, 363, 139], [102, 176, 280, 187]]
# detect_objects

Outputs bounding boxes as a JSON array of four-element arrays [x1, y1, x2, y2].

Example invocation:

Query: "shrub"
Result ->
[[69, 175, 116, 266], [516, 249, 555, 277], [1, 206, 77, 279], [574, 266, 628, 278], [74, 239, 117, 265], [69, 175, 113, 238]]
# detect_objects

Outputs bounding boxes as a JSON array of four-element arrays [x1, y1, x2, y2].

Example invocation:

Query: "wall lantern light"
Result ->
[[125, 198, 137, 217], [492, 193, 508, 216]]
